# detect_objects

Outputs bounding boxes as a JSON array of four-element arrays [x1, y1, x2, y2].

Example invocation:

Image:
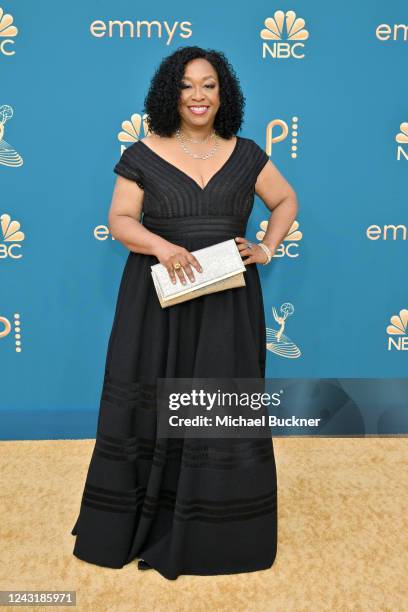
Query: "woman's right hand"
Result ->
[[154, 242, 203, 285]]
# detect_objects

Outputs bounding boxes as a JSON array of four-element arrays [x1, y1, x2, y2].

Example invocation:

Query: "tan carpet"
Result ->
[[1, 437, 407, 611]]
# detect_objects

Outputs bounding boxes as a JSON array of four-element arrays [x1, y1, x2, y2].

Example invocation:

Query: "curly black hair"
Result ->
[[142, 46, 246, 139]]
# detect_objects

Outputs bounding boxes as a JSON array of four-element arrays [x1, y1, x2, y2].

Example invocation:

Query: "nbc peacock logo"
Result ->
[[0, 6, 18, 56], [260, 10, 309, 59], [396, 122, 408, 161], [266, 303, 301, 358], [256, 219, 302, 258], [0, 105, 23, 167], [386, 309, 408, 351], [0, 213, 25, 259], [117, 112, 151, 153]]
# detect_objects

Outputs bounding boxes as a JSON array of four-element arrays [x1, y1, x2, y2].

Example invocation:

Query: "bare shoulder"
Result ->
[[139, 134, 160, 144], [139, 133, 174, 153], [140, 134, 174, 145]]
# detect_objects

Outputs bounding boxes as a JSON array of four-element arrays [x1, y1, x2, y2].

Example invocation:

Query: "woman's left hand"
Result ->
[[234, 237, 269, 265]]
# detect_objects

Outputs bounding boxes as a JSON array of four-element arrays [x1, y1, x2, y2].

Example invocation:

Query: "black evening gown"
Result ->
[[70, 136, 278, 580]]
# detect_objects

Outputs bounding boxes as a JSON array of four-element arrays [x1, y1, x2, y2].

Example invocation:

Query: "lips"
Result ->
[[188, 106, 209, 115]]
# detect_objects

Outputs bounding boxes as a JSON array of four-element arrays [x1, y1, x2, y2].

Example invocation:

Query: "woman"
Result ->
[[71, 46, 298, 580]]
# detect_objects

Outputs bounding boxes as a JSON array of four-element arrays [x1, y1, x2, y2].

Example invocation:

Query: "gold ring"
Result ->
[[173, 262, 182, 270]]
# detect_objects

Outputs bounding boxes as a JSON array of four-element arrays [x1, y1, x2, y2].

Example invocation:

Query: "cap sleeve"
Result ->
[[113, 144, 145, 190], [251, 140, 269, 182]]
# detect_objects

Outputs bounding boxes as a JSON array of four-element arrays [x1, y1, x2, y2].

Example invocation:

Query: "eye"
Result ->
[[180, 83, 216, 89]]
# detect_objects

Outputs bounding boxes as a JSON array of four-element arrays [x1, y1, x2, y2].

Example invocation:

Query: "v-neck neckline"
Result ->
[[137, 136, 241, 193]]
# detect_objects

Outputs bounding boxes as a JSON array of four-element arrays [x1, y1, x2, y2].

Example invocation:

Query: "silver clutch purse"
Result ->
[[150, 238, 247, 308]]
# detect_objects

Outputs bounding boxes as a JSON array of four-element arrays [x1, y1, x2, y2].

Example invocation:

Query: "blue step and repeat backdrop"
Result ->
[[1, 2, 407, 439]]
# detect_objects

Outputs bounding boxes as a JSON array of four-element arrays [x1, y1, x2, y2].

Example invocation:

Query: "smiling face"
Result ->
[[177, 58, 220, 133]]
